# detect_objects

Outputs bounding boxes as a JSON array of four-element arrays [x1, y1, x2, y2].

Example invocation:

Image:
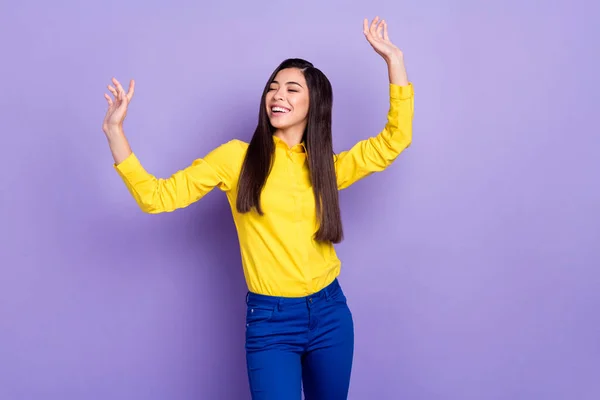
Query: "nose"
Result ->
[[274, 88, 285, 101]]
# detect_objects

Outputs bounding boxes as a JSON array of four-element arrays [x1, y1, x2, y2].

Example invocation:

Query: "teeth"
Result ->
[[272, 107, 289, 113]]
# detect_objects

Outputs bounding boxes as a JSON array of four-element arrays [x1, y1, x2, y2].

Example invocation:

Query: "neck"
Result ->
[[273, 125, 305, 148]]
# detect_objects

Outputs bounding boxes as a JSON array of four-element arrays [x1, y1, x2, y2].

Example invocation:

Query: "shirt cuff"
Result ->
[[390, 82, 414, 100], [113, 152, 141, 176]]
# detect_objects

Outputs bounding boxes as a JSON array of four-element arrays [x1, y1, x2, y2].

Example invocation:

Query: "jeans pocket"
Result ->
[[245, 304, 275, 327], [329, 289, 348, 305]]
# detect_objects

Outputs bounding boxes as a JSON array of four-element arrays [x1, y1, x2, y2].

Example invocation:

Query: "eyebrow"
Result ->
[[271, 80, 304, 88]]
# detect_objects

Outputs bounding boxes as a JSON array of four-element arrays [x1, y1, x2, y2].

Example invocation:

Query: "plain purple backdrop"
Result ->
[[1, 0, 599, 399]]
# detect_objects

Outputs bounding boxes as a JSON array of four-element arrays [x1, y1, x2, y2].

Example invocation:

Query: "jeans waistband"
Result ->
[[246, 278, 342, 308]]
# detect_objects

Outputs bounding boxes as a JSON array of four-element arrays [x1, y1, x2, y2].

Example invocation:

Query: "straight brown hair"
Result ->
[[236, 58, 343, 243]]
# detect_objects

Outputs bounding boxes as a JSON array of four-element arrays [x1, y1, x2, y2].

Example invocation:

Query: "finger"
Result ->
[[118, 85, 127, 103], [107, 84, 118, 97], [117, 90, 128, 111], [112, 77, 125, 94], [370, 16, 379, 30], [377, 19, 385, 39], [383, 20, 390, 42], [370, 16, 380, 37], [104, 93, 113, 106], [364, 18, 374, 39], [126, 79, 135, 101]]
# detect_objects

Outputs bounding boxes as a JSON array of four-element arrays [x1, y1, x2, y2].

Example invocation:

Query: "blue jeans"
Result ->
[[245, 279, 354, 399]]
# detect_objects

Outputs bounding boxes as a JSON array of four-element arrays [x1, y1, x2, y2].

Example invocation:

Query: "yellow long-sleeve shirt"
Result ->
[[114, 83, 414, 297]]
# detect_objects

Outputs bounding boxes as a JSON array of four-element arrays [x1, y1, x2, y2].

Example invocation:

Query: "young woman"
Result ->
[[102, 17, 413, 400]]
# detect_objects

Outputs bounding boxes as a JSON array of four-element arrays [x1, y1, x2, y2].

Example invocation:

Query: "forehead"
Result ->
[[272, 68, 307, 85]]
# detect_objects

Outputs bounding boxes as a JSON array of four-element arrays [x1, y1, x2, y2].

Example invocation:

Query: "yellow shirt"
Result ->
[[114, 82, 414, 297]]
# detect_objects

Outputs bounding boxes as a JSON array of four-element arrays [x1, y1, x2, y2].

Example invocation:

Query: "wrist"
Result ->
[[387, 61, 408, 86], [384, 52, 404, 66], [104, 124, 123, 135], [104, 125, 125, 141]]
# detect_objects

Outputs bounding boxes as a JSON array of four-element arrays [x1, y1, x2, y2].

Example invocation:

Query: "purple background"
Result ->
[[1, 1, 599, 399]]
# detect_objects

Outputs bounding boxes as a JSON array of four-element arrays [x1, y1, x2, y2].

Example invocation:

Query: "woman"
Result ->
[[102, 17, 413, 400]]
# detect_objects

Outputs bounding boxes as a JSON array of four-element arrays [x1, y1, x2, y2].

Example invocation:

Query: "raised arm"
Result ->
[[103, 77, 135, 165], [102, 78, 241, 213], [335, 17, 414, 190]]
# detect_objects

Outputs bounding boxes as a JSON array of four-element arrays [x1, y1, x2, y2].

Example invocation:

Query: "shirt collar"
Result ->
[[272, 135, 307, 154]]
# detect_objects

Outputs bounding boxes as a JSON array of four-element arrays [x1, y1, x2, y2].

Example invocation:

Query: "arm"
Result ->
[[335, 17, 414, 190], [113, 141, 240, 213], [103, 78, 135, 165], [102, 78, 240, 213]]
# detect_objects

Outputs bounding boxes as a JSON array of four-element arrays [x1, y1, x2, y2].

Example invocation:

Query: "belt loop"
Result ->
[[245, 292, 249, 304], [277, 298, 282, 311]]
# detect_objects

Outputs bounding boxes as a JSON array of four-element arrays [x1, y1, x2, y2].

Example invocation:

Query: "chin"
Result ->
[[268, 118, 289, 129], [270, 121, 287, 129]]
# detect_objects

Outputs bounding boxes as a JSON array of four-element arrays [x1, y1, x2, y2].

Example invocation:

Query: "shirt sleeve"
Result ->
[[113, 139, 242, 213], [334, 83, 414, 190]]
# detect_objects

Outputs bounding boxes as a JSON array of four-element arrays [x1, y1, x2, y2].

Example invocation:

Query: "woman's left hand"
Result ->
[[363, 17, 403, 64]]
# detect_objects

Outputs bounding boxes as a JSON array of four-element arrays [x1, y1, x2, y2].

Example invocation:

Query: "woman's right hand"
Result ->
[[103, 77, 135, 135]]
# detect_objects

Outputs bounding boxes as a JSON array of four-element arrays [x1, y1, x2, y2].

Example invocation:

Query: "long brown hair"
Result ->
[[236, 58, 343, 243]]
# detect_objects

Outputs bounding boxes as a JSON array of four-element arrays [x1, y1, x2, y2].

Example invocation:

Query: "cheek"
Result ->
[[265, 93, 273, 111], [295, 98, 310, 119]]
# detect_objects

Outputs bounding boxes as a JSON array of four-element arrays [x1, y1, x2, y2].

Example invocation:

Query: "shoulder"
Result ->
[[207, 138, 247, 157], [229, 139, 249, 151], [216, 138, 249, 153], [201, 138, 248, 171]]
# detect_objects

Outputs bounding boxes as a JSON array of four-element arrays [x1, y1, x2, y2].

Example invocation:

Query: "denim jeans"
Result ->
[[245, 279, 354, 400]]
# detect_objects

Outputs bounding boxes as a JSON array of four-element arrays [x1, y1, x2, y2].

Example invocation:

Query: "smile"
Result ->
[[271, 106, 291, 114]]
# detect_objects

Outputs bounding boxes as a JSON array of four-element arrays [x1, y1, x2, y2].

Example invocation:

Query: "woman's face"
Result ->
[[265, 68, 309, 131]]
